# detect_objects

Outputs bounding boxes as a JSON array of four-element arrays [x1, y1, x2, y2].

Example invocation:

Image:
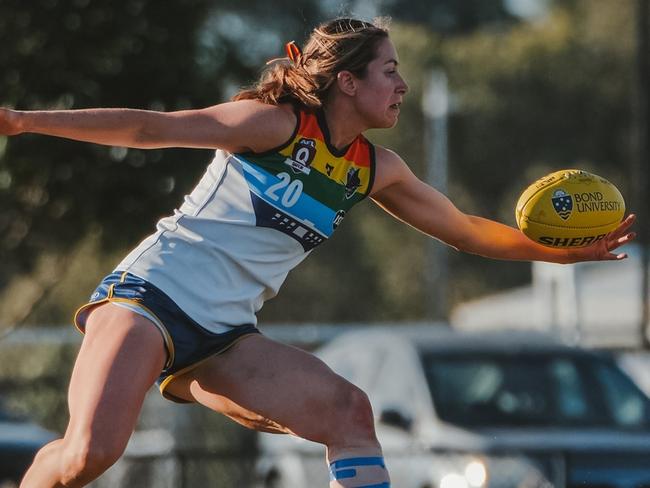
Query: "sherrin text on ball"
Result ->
[[516, 169, 625, 248]]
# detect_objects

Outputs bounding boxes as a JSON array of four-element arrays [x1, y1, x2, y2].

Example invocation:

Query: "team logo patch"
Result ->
[[326, 163, 334, 176], [343, 168, 361, 199], [552, 189, 573, 220], [285, 138, 316, 175]]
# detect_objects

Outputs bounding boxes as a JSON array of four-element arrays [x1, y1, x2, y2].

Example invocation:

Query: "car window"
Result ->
[[595, 362, 649, 428], [419, 352, 650, 430], [425, 356, 559, 426], [551, 359, 589, 420]]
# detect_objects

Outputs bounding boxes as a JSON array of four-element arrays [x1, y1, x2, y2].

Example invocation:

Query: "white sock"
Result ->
[[328, 455, 390, 488]]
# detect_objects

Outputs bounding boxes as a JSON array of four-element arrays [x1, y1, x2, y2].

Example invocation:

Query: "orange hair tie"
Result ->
[[285, 41, 302, 64]]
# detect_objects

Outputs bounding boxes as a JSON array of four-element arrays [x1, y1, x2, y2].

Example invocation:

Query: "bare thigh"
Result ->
[[166, 334, 373, 445], [64, 302, 167, 453]]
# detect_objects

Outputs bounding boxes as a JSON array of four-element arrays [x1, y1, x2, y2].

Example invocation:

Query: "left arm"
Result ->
[[370, 147, 635, 264]]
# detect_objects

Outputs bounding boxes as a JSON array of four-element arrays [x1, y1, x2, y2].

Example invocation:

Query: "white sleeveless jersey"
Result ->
[[115, 108, 375, 332]]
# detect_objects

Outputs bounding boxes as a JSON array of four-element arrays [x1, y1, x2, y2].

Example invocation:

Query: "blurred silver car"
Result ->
[[0, 402, 57, 485], [255, 328, 650, 488]]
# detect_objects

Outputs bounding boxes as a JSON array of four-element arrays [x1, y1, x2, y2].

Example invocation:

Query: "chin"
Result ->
[[364, 109, 399, 129], [372, 114, 398, 129], [384, 115, 400, 129]]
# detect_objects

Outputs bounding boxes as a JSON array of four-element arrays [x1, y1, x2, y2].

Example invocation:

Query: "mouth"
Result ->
[[389, 102, 401, 111]]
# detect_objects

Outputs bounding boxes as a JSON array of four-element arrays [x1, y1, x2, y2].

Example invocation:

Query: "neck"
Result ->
[[321, 96, 367, 150]]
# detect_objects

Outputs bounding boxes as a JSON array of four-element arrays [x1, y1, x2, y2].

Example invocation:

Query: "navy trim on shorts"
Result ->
[[74, 271, 260, 403]]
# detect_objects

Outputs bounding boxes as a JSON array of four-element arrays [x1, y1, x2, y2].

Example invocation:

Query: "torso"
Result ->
[[114, 105, 376, 332]]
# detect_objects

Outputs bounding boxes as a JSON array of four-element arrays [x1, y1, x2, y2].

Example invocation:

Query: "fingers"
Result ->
[[610, 213, 636, 238], [598, 215, 636, 261], [610, 231, 636, 248], [604, 234, 635, 259], [604, 214, 636, 250], [577, 213, 635, 263], [606, 251, 629, 260], [600, 247, 628, 261]]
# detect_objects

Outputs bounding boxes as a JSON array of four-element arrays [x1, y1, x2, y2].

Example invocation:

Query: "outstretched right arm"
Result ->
[[0, 100, 296, 153]]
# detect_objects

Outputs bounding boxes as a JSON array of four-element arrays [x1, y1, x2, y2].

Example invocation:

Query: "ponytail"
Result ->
[[233, 59, 324, 108], [232, 18, 390, 108]]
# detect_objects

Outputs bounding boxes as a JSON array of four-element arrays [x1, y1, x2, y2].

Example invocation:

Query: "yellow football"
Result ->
[[516, 169, 625, 248]]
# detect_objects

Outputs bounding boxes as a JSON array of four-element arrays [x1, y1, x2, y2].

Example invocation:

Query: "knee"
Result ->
[[347, 385, 375, 432], [60, 437, 123, 486], [330, 382, 376, 440]]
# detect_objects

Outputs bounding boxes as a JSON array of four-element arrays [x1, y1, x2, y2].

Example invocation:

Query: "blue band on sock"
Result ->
[[329, 456, 386, 470], [328, 456, 389, 486], [331, 468, 357, 480]]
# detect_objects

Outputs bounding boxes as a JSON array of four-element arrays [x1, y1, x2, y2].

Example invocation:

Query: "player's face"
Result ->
[[354, 37, 409, 129]]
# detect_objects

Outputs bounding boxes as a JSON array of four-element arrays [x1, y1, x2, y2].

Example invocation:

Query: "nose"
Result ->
[[397, 73, 409, 94]]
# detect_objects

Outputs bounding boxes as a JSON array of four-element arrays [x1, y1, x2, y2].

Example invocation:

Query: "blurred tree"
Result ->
[[0, 0, 218, 295], [438, 0, 636, 303], [0, 0, 638, 326], [2, 2, 640, 472], [0, 0, 352, 326], [385, 0, 518, 32]]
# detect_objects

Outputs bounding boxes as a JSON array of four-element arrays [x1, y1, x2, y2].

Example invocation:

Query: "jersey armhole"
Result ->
[[237, 104, 301, 158], [363, 140, 377, 199]]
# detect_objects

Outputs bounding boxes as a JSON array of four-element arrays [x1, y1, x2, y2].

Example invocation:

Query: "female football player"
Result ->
[[0, 17, 635, 488]]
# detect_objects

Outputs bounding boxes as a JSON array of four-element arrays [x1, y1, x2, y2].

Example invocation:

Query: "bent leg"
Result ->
[[166, 334, 390, 487], [20, 303, 166, 488]]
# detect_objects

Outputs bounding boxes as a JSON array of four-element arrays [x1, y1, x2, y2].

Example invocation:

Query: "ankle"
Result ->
[[327, 448, 390, 488]]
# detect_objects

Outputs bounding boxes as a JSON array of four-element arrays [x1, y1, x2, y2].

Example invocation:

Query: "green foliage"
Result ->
[[384, 0, 518, 33], [442, 2, 635, 223], [0, 1, 639, 326], [0, 4, 640, 483], [435, 0, 636, 302], [0, 339, 78, 431], [0, 0, 224, 287], [0, 7, 642, 469]]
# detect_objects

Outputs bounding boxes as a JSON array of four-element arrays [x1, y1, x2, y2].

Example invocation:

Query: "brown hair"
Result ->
[[232, 18, 390, 109]]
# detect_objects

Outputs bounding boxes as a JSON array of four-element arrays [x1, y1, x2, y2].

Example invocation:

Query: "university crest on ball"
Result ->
[[551, 189, 573, 220]]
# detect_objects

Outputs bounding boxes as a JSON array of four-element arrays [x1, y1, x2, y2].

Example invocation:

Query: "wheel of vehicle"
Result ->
[[265, 470, 289, 488]]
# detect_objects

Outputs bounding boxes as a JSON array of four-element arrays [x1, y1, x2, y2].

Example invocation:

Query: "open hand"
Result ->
[[0, 108, 23, 136], [574, 213, 636, 262]]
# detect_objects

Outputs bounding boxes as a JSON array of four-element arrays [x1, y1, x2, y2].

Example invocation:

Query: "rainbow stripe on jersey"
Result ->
[[114, 106, 376, 331], [234, 107, 375, 251]]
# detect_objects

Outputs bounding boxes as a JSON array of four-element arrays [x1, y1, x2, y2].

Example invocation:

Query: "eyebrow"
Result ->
[[384, 59, 399, 66]]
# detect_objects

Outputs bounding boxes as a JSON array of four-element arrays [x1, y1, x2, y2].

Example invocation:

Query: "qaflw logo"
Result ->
[[285, 138, 316, 175]]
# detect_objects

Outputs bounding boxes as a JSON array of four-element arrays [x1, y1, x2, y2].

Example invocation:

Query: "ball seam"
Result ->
[[520, 217, 622, 230]]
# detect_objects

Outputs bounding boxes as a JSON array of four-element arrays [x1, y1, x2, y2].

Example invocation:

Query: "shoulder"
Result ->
[[240, 99, 297, 121], [200, 100, 298, 153], [202, 99, 296, 124], [370, 145, 417, 197]]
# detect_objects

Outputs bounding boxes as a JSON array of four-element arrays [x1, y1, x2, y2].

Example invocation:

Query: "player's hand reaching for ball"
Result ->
[[573, 213, 637, 262], [0, 108, 23, 136]]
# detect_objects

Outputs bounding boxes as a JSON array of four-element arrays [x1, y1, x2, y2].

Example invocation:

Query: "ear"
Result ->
[[336, 71, 357, 96]]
